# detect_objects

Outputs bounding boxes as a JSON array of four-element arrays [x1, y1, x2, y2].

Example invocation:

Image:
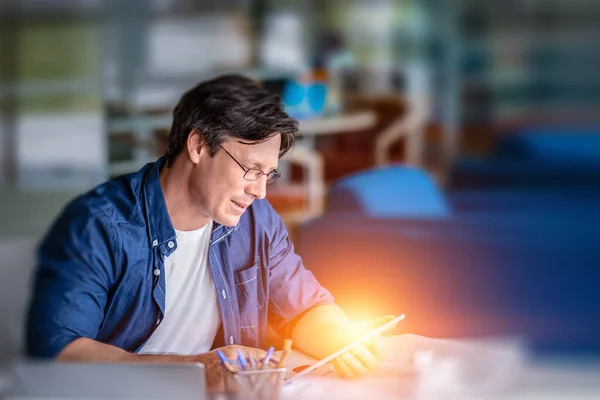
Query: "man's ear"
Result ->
[[186, 130, 206, 164]]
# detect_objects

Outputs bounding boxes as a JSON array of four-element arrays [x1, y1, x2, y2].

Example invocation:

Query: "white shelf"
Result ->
[[297, 111, 377, 137], [108, 114, 172, 134], [109, 158, 154, 176], [0, 78, 101, 97]]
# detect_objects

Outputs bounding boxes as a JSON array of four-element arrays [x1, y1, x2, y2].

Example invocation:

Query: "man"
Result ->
[[26, 75, 395, 385]]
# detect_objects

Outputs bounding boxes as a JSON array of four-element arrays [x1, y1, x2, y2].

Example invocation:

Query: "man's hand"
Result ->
[[331, 315, 397, 378], [292, 305, 399, 379]]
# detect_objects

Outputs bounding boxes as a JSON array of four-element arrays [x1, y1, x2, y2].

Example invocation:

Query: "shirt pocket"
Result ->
[[234, 263, 265, 347], [234, 263, 266, 326]]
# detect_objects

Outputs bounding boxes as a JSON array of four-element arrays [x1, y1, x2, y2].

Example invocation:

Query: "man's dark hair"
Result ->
[[164, 74, 297, 166]]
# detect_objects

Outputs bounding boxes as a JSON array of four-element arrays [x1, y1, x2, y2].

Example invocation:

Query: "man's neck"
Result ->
[[160, 159, 211, 231]]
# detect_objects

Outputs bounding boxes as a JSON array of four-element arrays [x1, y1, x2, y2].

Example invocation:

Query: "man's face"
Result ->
[[193, 134, 281, 227]]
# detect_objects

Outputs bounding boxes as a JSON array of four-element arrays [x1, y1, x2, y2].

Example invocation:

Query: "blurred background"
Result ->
[[0, 0, 599, 365]]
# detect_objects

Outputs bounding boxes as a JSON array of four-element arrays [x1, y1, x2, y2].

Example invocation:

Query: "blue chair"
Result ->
[[327, 165, 450, 218]]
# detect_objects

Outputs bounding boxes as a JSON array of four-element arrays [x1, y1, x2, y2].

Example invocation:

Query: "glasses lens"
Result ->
[[244, 169, 263, 181], [267, 171, 282, 184]]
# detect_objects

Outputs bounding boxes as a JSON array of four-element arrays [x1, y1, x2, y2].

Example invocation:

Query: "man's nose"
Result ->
[[247, 176, 267, 200]]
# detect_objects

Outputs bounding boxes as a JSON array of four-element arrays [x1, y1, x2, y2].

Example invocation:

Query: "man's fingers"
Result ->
[[218, 346, 281, 370], [350, 344, 378, 371], [250, 350, 268, 359], [334, 356, 354, 377], [367, 334, 387, 360], [247, 349, 275, 366], [220, 346, 266, 362], [345, 355, 370, 377], [339, 352, 370, 377]]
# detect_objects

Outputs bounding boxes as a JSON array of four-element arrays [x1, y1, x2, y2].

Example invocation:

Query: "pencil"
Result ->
[[276, 339, 292, 368]]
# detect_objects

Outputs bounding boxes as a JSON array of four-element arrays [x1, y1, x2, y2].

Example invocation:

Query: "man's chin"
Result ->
[[214, 214, 241, 227]]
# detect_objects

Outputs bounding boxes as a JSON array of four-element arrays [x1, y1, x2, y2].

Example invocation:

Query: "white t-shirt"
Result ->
[[139, 220, 221, 355]]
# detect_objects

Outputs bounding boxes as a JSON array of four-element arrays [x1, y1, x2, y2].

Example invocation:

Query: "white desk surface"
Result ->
[[280, 334, 600, 400], [297, 111, 377, 136], [2, 335, 598, 399]]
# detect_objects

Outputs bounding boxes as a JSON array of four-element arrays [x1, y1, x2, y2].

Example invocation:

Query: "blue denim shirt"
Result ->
[[26, 158, 334, 358]]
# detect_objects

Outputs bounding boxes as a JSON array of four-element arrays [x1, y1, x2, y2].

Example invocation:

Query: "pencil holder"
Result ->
[[223, 367, 287, 400]]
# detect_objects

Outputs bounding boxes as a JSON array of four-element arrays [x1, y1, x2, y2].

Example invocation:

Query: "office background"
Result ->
[[0, 0, 599, 364]]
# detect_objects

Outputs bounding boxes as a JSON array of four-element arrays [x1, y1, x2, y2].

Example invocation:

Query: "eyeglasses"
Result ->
[[219, 145, 282, 184]]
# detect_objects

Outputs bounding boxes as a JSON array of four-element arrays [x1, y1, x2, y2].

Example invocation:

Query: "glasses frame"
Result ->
[[219, 145, 281, 184]]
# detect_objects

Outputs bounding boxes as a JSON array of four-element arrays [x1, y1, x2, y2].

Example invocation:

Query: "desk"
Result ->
[[280, 334, 600, 400], [1, 338, 598, 399], [297, 111, 377, 145]]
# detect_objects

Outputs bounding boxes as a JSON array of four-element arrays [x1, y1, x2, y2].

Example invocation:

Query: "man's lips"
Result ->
[[231, 200, 250, 208]]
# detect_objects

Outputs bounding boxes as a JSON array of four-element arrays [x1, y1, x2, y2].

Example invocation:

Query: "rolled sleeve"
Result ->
[[26, 201, 118, 358], [266, 209, 335, 335]]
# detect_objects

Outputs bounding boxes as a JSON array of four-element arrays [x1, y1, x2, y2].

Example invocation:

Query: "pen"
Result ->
[[262, 346, 274, 369], [276, 339, 292, 369], [217, 349, 237, 373], [248, 354, 257, 370], [246, 354, 259, 387], [236, 350, 248, 371]]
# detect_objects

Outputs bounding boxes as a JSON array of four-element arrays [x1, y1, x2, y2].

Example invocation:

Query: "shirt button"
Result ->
[[229, 336, 234, 345], [153, 269, 161, 276], [168, 241, 175, 249], [222, 290, 227, 299], [152, 239, 158, 247]]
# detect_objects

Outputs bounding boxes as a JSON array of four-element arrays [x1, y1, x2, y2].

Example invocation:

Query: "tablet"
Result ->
[[286, 314, 405, 382]]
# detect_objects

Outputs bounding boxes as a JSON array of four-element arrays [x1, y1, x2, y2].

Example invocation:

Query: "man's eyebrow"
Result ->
[[248, 160, 278, 171]]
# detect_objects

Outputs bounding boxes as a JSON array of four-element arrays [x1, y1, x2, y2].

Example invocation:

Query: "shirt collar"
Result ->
[[142, 157, 177, 254]]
